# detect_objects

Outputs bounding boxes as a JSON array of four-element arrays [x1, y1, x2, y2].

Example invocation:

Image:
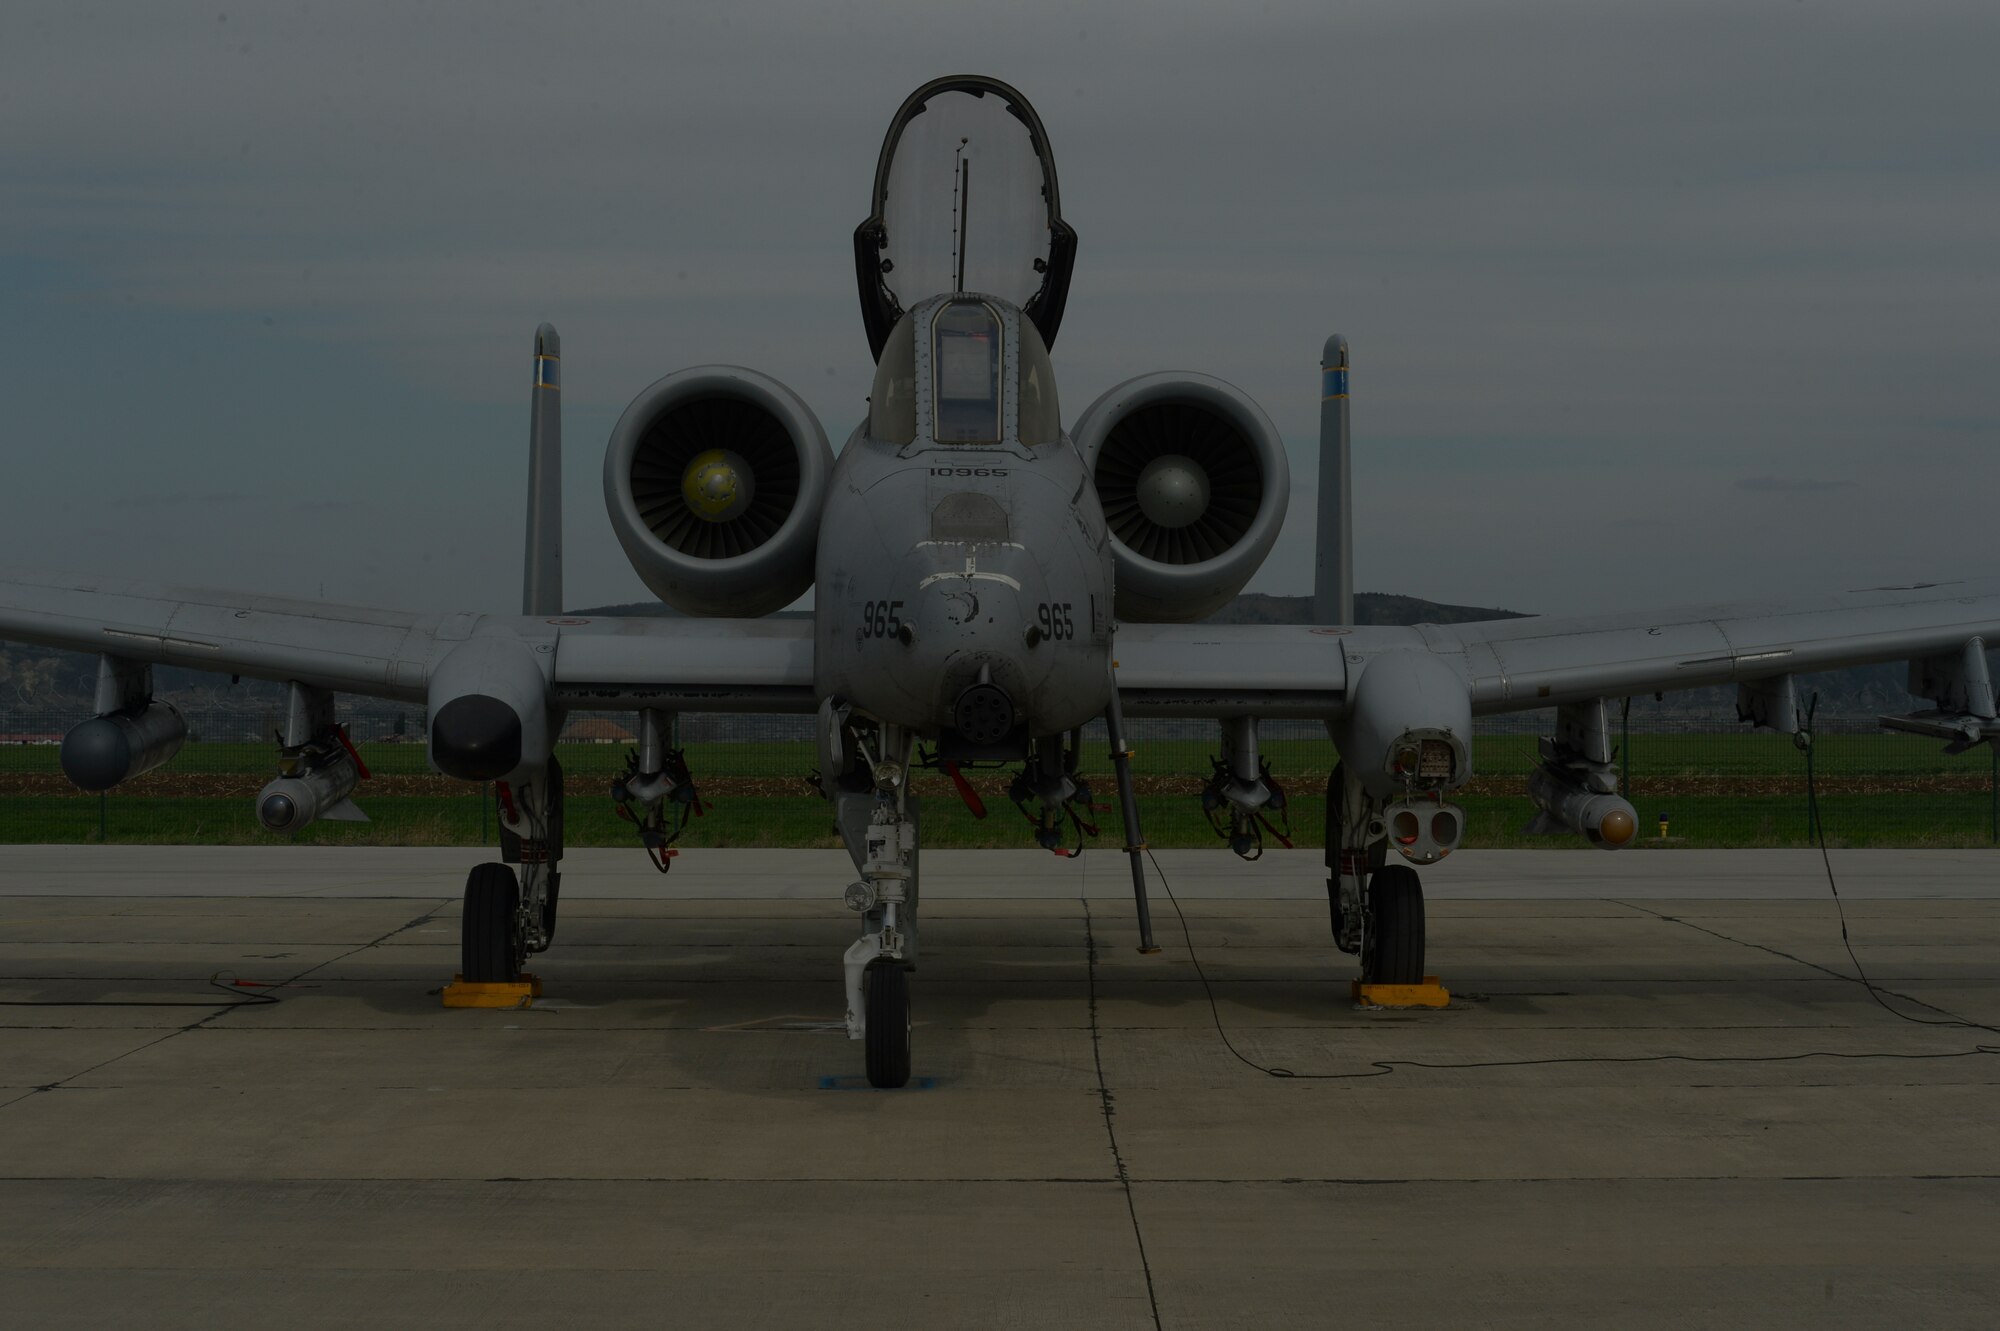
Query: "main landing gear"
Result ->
[[454, 758, 564, 994], [1362, 863, 1425, 986], [461, 862, 525, 983], [1327, 763, 1438, 999]]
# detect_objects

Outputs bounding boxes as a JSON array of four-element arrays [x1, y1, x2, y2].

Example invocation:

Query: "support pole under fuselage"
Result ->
[[1104, 676, 1159, 953]]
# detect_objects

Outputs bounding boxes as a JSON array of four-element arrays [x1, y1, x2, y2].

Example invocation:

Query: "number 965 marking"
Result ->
[[1037, 602, 1074, 640], [860, 600, 905, 639]]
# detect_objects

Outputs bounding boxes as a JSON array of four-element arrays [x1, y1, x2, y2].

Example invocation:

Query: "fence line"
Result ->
[[0, 709, 1992, 849]]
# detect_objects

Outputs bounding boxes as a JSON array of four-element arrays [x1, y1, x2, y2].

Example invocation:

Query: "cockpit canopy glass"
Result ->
[[869, 300, 1063, 448], [869, 315, 918, 444], [932, 301, 1002, 444], [880, 88, 1052, 311], [1016, 318, 1059, 446]]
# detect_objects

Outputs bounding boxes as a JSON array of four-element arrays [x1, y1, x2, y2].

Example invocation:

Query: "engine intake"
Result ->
[[1074, 373, 1288, 622], [605, 366, 833, 617]]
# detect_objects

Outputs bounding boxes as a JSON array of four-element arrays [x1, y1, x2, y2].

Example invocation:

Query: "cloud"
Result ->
[[107, 491, 251, 507], [1735, 476, 1860, 494], [2, 1, 1997, 614]]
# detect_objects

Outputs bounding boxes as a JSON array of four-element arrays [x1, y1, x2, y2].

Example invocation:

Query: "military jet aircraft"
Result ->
[[3, 75, 1996, 1087]]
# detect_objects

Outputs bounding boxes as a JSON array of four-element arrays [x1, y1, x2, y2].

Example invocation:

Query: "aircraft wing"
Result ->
[[1115, 581, 2000, 722], [1419, 581, 2000, 716], [0, 568, 816, 712]]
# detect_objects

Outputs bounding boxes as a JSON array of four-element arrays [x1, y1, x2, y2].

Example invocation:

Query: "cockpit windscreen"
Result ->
[[932, 302, 1003, 444]]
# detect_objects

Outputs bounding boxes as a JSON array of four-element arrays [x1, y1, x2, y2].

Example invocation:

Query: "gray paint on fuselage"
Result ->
[[814, 423, 1113, 740]]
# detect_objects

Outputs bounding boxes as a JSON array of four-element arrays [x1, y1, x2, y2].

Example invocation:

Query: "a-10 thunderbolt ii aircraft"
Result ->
[[3, 75, 1997, 1087]]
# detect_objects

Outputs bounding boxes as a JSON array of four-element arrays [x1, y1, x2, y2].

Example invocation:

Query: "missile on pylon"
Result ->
[[257, 752, 366, 833], [1525, 765, 1639, 849]]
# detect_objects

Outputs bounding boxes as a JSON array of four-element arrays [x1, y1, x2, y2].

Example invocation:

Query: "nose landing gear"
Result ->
[[833, 723, 922, 1088], [863, 959, 912, 1088]]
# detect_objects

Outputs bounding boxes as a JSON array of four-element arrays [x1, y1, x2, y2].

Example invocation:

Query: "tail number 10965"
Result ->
[[1037, 602, 1075, 640]]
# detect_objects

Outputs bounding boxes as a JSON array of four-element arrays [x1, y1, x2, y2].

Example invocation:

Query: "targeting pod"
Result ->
[[257, 748, 365, 833], [1526, 766, 1638, 849], [60, 702, 188, 792]]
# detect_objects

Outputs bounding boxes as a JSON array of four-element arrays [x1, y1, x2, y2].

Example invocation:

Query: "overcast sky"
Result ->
[[2, 1, 1994, 618]]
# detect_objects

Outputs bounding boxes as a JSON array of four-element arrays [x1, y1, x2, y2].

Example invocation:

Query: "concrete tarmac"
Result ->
[[1, 846, 1996, 1328]]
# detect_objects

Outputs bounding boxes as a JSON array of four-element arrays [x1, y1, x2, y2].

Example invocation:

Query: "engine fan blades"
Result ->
[[1095, 402, 1262, 565], [629, 397, 803, 560]]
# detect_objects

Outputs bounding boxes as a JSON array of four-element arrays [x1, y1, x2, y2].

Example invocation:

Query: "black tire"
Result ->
[[462, 862, 522, 983], [864, 960, 912, 1089], [1364, 863, 1425, 985]]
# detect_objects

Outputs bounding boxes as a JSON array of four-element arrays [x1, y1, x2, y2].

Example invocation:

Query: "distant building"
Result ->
[[560, 717, 635, 745]]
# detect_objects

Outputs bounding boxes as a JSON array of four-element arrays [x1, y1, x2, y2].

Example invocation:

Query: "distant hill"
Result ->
[[1202, 592, 1528, 627], [565, 591, 1530, 627]]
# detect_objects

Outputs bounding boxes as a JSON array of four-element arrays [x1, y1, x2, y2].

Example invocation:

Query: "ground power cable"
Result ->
[[1798, 693, 2000, 1040], [1143, 757, 2000, 1081], [0, 903, 446, 1115]]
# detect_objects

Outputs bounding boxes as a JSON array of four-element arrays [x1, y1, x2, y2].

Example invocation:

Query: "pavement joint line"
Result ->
[[1, 972, 1979, 982], [1082, 899, 1164, 1331], [1613, 898, 1997, 1029], [84, 1021, 1949, 1032], [0, 899, 453, 1120], [6, 1172, 2000, 1186]]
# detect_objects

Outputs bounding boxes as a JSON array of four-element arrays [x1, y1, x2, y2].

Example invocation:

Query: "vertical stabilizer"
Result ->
[[523, 323, 563, 616], [1311, 333, 1353, 626]]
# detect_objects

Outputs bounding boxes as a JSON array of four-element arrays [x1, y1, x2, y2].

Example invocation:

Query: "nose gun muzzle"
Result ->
[[953, 681, 1016, 745]]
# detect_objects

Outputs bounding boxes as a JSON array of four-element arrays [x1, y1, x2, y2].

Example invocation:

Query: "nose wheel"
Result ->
[[864, 960, 912, 1088]]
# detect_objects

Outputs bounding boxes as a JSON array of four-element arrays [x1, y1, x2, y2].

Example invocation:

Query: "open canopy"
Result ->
[[855, 76, 1077, 361]]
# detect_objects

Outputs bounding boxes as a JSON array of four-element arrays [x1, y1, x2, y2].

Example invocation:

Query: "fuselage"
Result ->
[[814, 293, 1114, 750]]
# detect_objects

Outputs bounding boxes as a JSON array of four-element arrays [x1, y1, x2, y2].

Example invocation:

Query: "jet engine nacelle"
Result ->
[[1073, 372, 1289, 623], [59, 702, 187, 792], [604, 366, 834, 618]]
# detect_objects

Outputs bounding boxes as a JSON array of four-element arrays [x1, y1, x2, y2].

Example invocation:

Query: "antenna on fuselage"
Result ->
[[952, 138, 970, 294]]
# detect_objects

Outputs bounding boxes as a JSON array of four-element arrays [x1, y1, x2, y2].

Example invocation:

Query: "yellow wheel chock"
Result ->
[[1351, 975, 1450, 1009], [442, 973, 542, 1009]]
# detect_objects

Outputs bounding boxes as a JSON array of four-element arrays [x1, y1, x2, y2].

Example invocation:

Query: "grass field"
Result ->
[[4, 728, 1994, 850], [3, 730, 1987, 779]]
